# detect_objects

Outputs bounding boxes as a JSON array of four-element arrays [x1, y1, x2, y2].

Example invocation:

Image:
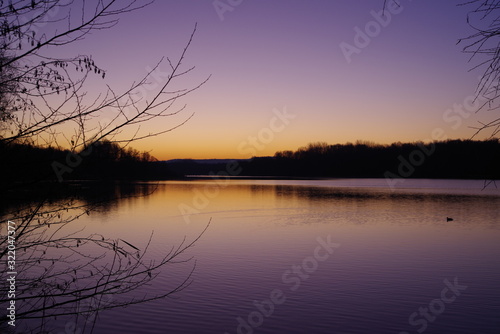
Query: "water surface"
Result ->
[[25, 179, 500, 333]]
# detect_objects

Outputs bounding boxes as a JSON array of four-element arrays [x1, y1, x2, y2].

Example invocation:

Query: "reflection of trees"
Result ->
[[269, 183, 499, 201], [265, 183, 500, 228], [0, 180, 209, 333], [0, 198, 209, 333], [0, 181, 159, 218]]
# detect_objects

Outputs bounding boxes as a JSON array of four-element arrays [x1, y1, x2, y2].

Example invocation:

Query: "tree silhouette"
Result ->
[[0, 1, 209, 333], [0, 201, 210, 333], [458, 0, 500, 138], [382, 0, 500, 138], [0, 0, 208, 148]]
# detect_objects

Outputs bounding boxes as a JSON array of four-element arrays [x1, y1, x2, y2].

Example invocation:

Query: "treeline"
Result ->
[[5, 139, 499, 187], [167, 139, 500, 180], [239, 139, 500, 179], [0, 140, 177, 188]]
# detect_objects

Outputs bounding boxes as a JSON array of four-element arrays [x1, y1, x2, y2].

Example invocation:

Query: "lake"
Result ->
[[14, 179, 500, 333]]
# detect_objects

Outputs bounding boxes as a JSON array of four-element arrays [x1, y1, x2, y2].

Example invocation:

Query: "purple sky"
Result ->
[[54, 0, 492, 159]]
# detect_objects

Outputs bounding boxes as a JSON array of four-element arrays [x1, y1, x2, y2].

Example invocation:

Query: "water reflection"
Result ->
[[0, 181, 159, 220], [131, 179, 500, 231], [4, 179, 499, 334]]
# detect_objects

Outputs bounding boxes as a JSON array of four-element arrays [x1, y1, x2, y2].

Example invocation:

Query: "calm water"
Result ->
[[20, 179, 500, 333]]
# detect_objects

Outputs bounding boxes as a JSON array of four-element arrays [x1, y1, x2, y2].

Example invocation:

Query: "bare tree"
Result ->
[[382, 0, 500, 138], [1, 198, 210, 333], [0, 0, 208, 149], [0, 1, 209, 333], [458, 0, 500, 138]]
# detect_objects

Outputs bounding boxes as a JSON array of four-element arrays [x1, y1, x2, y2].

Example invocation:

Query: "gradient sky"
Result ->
[[54, 0, 494, 159]]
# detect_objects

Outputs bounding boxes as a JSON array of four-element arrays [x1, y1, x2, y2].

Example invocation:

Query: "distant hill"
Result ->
[[165, 159, 249, 165], [164, 159, 250, 176]]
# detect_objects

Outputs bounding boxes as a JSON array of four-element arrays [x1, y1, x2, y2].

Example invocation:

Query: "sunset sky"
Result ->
[[62, 0, 493, 159]]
